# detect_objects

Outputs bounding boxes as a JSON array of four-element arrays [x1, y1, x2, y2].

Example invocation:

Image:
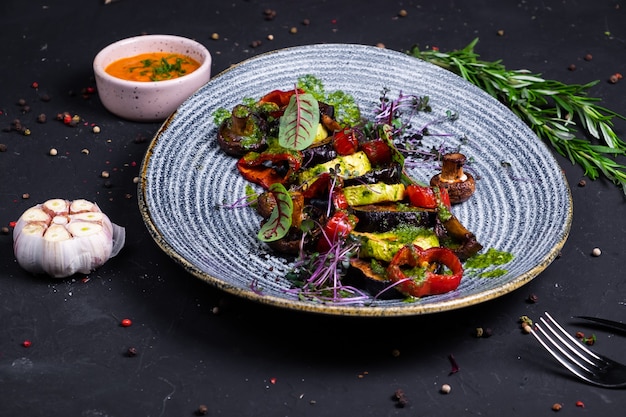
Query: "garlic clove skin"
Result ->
[[13, 198, 126, 278]]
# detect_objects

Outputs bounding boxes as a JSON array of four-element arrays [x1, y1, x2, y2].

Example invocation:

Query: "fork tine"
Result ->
[[543, 312, 603, 363], [533, 317, 597, 375], [530, 312, 626, 388]]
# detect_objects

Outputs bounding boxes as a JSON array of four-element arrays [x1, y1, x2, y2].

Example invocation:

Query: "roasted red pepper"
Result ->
[[237, 148, 302, 189], [317, 210, 358, 252], [405, 184, 451, 209], [332, 128, 359, 156], [302, 173, 349, 210], [259, 88, 304, 107], [386, 245, 463, 297], [360, 139, 392, 166]]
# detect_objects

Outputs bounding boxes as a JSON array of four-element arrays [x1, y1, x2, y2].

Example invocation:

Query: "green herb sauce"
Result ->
[[297, 75, 361, 126], [464, 247, 514, 278]]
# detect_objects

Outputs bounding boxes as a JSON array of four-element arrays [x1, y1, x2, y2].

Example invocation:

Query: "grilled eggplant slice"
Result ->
[[353, 203, 437, 232]]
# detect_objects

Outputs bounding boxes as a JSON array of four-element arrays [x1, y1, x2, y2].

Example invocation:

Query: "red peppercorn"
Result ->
[[575, 400, 585, 408], [31, 82, 39, 89], [120, 318, 132, 327], [22, 340, 32, 347]]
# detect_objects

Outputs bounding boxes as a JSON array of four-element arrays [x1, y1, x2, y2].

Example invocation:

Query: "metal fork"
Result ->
[[530, 312, 626, 388]]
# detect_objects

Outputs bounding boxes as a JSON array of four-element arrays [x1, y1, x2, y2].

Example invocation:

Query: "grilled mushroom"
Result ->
[[430, 153, 476, 204]]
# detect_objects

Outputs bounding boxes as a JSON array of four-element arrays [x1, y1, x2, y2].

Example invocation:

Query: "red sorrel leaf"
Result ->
[[278, 91, 319, 150], [258, 183, 293, 242]]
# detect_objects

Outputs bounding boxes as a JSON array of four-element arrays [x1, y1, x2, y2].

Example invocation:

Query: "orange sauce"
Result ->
[[105, 52, 201, 82]]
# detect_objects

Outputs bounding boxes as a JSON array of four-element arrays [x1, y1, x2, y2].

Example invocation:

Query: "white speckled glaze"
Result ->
[[93, 35, 212, 122], [138, 44, 572, 317]]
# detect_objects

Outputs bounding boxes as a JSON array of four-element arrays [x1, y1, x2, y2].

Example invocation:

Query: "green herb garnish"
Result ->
[[130, 55, 189, 81], [409, 38, 626, 194]]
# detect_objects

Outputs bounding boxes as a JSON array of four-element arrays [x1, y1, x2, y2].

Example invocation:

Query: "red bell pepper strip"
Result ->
[[257, 88, 306, 118], [316, 210, 358, 252], [301, 173, 349, 210], [332, 128, 359, 156], [360, 139, 392, 166], [237, 149, 302, 189], [386, 245, 463, 297], [405, 184, 451, 209]]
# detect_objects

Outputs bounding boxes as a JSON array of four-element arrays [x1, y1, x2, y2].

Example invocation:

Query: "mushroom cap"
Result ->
[[430, 172, 476, 204]]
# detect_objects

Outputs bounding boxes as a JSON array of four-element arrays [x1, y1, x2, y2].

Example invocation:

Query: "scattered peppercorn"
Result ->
[[302, 18, 310, 25], [250, 40, 262, 48], [497, 29, 505, 36], [552, 403, 562, 411], [126, 347, 138, 357], [92, 126, 101, 134], [0, 143, 7, 152], [398, 9, 408, 17], [1, 226, 9, 235], [267, 34, 274, 41], [263, 9, 277, 20], [609, 73, 622, 84], [578, 179, 586, 187], [81, 148, 90, 155], [49, 148, 58, 156], [440, 384, 451, 394], [575, 400, 584, 408], [120, 318, 132, 327], [22, 193, 30, 199], [591, 247, 601, 257], [210, 32, 219, 40], [527, 293, 539, 303], [475, 327, 484, 337], [22, 340, 32, 348], [289, 27, 298, 34], [101, 171, 110, 178], [37, 113, 47, 123], [584, 53, 593, 61], [568, 64, 576, 71], [393, 388, 409, 407], [40, 93, 51, 102], [195, 405, 209, 416]]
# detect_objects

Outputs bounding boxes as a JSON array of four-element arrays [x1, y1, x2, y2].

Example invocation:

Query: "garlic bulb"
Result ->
[[13, 198, 126, 278]]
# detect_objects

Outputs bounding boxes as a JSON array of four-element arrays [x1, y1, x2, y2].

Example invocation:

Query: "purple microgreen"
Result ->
[[250, 277, 264, 295]]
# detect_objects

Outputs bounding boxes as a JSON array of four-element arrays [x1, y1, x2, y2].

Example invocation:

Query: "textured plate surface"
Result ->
[[138, 44, 572, 317]]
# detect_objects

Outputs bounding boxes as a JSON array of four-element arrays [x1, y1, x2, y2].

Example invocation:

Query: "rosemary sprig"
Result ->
[[409, 38, 626, 193]]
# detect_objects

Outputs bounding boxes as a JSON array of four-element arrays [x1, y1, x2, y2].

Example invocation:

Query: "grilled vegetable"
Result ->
[[342, 182, 405, 206], [352, 203, 436, 233], [430, 153, 476, 204]]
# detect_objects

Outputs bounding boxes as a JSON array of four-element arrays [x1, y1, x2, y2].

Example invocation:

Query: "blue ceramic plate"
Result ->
[[138, 44, 572, 317]]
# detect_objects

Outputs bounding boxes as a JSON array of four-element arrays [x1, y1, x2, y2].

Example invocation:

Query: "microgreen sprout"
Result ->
[[286, 231, 370, 305]]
